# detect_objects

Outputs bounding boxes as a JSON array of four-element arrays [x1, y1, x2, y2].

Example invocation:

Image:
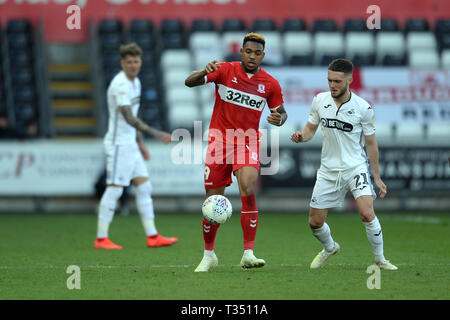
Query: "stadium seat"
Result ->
[[160, 49, 192, 70], [435, 19, 450, 37], [15, 102, 36, 122], [14, 86, 35, 103], [395, 123, 425, 142], [409, 50, 440, 68], [12, 68, 33, 85], [11, 51, 31, 67], [200, 102, 214, 122], [161, 33, 185, 49], [6, 19, 31, 34], [129, 19, 153, 34], [142, 87, 161, 104], [381, 54, 405, 66], [375, 32, 405, 64], [100, 33, 122, 50], [139, 103, 162, 123], [165, 87, 197, 106], [8, 33, 30, 50], [380, 19, 399, 31], [319, 54, 342, 66], [193, 52, 224, 71], [198, 86, 215, 106], [313, 32, 344, 64], [351, 53, 374, 66], [161, 19, 184, 35], [222, 31, 247, 56], [438, 33, 450, 51], [282, 19, 307, 32], [163, 69, 191, 88], [190, 32, 221, 54], [140, 51, 157, 67], [140, 72, 159, 88], [99, 19, 122, 34], [441, 49, 450, 68], [345, 32, 375, 57], [313, 19, 338, 32], [251, 19, 277, 31], [405, 18, 429, 32], [257, 31, 283, 65], [130, 33, 155, 50], [427, 123, 450, 142], [374, 123, 394, 145], [288, 54, 313, 65], [283, 31, 313, 59], [168, 102, 200, 130], [406, 32, 437, 51], [102, 52, 121, 68], [191, 19, 216, 32], [343, 19, 367, 32], [222, 19, 246, 32]]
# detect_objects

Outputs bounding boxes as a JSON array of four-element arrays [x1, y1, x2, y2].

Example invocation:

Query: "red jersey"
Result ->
[[206, 61, 284, 144]]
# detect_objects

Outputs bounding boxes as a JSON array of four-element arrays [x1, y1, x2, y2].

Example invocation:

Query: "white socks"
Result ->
[[311, 222, 335, 252], [135, 180, 158, 237], [363, 217, 385, 262], [97, 186, 123, 238]]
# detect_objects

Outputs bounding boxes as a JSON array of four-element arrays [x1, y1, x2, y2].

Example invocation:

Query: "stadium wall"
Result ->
[[0, 0, 449, 42]]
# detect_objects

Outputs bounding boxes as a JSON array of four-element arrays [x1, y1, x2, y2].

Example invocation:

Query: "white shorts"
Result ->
[[310, 163, 376, 209], [104, 143, 148, 186]]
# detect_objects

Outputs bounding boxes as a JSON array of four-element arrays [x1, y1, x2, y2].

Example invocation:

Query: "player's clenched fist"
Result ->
[[290, 131, 304, 143], [204, 60, 221, 74]]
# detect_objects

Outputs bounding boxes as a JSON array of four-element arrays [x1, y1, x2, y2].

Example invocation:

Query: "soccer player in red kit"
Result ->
[[185, 33, 288, 272]]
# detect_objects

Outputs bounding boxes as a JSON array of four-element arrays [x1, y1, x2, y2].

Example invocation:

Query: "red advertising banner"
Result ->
[[0, 0, 449, 43]]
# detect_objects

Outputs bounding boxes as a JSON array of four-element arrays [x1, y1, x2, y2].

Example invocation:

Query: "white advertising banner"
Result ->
[[0, 140, 240, 196], [263, 67, 450, 127]]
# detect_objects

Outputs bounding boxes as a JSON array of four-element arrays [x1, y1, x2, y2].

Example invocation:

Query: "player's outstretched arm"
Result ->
[[291, 122, 318, 143], [185, 60, 221, 88], [365, 134, 387, 199], [119, 106, 171, 144]]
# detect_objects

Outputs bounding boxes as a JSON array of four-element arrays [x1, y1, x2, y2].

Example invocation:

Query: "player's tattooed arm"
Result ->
[[185, 60, 221, 87], [267, 105, 288, 126], [119, 106, 171, 144]]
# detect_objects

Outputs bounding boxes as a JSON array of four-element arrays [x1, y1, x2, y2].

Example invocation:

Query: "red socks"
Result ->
[[240, 194, 258, 250], [202, 194, 258, 251], [202, 218, 220, 250]]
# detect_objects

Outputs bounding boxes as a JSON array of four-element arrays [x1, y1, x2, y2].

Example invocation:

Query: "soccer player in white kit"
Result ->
[[291, 58, 397, 270], [94, 43, 178, 249]]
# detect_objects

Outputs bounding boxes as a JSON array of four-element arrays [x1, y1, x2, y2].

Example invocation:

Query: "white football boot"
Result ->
[[310, 242, 340, 269], [240, 250, 265, 269], [376, 259, 398, 270], [194, 252, 218, 272]]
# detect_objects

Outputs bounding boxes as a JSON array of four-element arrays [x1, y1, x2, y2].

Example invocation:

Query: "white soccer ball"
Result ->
[[202, 195, 233, 224]]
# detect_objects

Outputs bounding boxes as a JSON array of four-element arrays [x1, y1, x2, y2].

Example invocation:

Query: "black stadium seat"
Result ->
[[438, 33, 450, 50], [191, 19, 216, 32], [382, 54, 405, 66], [161, 19, 184, 34], [130, 33, 154, 49], [251, 19, 276, 31], [380, 19, 399, 31], [351, 53, 374, 66], [14, 86, 35, 103], [344, 19, 367, 32], [282, 19, 307, 32], [12, 68, 33, 85], [161, 33, 185, 49], [288, 54, 312, 65], [405, 18, 429, 32], [6, 19, 31, 34], [435, 19, 450, 35], [130, 19, 153, 34], [100, 33, 122, 49], [99, 19, 122, 34], [222, 18, 246, 32], [313, 19, 338, 32], [11, 51, 32, 67], [15, 102, 36, 122], [8, 33, 30, 50]]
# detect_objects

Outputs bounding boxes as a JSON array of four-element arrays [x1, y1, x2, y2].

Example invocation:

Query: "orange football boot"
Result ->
[[94, 237, 123, 249], [147, 234, 178, 247]]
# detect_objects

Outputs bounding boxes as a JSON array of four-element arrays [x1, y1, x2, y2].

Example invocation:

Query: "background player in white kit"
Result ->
[[94, 43, 178, 249], [291, 58, 397, 270]]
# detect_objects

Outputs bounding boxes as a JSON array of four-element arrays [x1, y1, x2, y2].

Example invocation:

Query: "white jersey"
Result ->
[[308, 91, 375, 171], [104, 71, 141, 145]]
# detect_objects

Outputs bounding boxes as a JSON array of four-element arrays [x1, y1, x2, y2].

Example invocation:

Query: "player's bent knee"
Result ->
[[360, 211, 375, 223], [136, 180, 152, 196]]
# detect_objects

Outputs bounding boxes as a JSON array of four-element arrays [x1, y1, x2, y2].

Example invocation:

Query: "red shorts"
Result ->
[[204, 142, 260, 189]]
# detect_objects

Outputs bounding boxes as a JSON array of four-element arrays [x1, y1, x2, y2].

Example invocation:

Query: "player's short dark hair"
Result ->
[[328, 58, 354, 75], [119, 42, 143, 59], [243, 32, 265, 49]]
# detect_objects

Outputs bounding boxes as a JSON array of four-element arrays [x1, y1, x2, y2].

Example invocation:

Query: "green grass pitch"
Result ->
[[0, 211, 448, 300]]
